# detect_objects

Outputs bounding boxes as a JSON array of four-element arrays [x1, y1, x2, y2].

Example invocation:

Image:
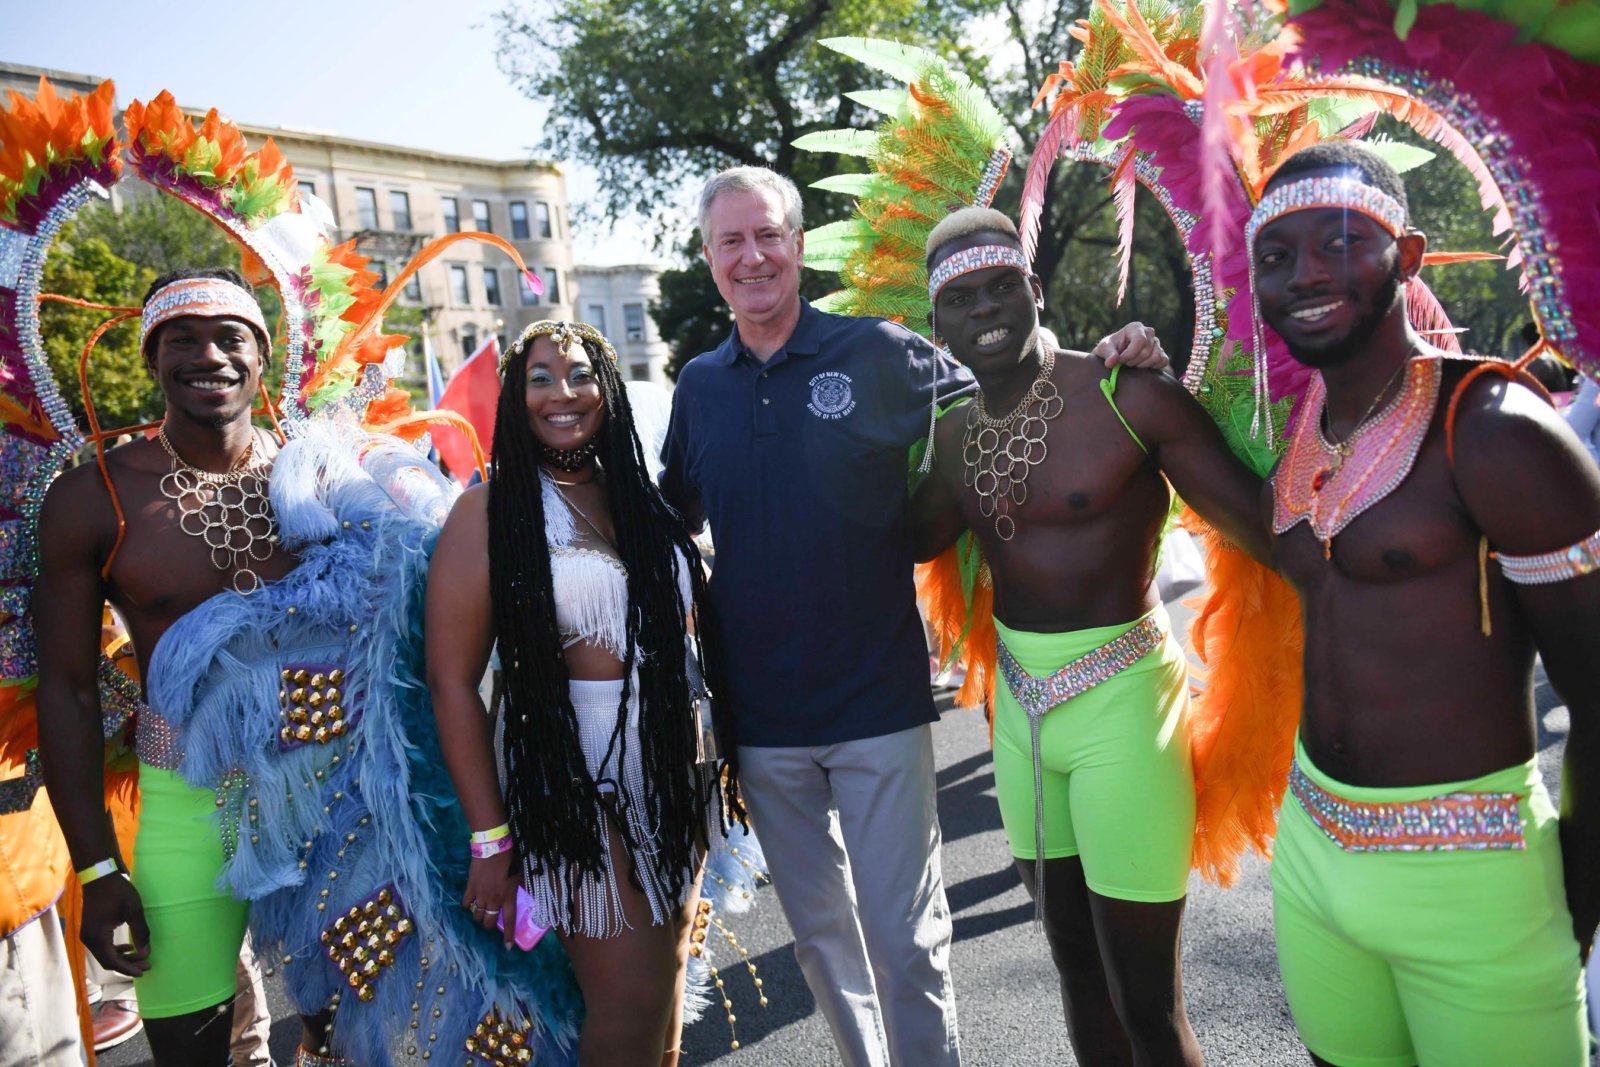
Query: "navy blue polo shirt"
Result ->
[[662, 302, 973, 747]]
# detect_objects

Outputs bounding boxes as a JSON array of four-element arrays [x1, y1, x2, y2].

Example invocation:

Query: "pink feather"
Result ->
[[1197, 0, 1244, 263], [1018, 102, 1080, 265], [1334, 111, 1378, 140], [1407, 277, 1463, 353], [1110, 145, 1138, 305]]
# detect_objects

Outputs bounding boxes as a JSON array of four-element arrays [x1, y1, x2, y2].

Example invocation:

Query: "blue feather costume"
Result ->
[[148, 424, 583, 1065]]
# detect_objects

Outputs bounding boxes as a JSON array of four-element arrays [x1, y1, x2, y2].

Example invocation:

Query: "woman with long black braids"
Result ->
[[426, 320, 735, 1066]]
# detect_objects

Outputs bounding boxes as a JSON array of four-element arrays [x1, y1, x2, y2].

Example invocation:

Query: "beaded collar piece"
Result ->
[[927, 244, 1030, 303], [1272, 355, 1441, 553], [139, 278, 270, 358]]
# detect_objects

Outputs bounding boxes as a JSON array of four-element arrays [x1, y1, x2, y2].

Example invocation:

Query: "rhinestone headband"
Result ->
[[500, 320, 619, 376], [1246, 175, 1408, 251], [139, 278, 271, 358], [927, 244, 1031, 303]]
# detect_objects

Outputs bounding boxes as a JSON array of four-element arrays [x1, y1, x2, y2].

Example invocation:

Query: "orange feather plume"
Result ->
[[915, 540, 998, 713], [0, 78, 120, 225], [1183, 518, 1303, 886]]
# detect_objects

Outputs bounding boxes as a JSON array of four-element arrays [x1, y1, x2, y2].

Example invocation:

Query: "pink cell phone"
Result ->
[[496, 886, 549, 950]]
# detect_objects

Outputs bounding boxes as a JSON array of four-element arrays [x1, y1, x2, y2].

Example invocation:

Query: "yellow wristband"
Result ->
[[469, 824, 510, 845], [76, 859, 120, 885]]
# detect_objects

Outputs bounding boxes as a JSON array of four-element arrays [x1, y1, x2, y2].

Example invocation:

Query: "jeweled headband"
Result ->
[[1245, 175, 1408, 252], [139, 277, 271, 358], [1244, 175, 1409, 449], [927, 244, 1031, 303], [500, 320, 620, 376]]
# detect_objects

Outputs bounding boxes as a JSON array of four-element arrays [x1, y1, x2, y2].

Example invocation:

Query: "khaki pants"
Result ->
[[0, 905, 79, 1067], [739, 724, 961, 1067]]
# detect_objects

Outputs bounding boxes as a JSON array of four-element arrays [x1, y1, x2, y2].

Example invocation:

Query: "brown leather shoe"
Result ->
[[92, 998, 144, 1052]]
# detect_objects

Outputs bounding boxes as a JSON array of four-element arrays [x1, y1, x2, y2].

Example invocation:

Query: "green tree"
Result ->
[[39, 222, 160, 434]]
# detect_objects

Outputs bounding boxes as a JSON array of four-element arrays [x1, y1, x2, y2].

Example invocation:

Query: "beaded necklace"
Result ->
[[1272, 355, 1441, 558]]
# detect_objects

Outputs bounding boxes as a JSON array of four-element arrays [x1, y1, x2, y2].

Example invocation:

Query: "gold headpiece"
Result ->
[[499, 320, 619, 376]]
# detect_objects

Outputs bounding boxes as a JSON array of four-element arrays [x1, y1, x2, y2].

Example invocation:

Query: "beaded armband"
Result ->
[[1496, 527, 1600, 585]]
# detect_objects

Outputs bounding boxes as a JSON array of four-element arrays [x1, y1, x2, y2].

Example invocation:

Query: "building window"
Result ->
[[587, 304, 607, 334], [496, 332, 510, 354], [355, 187, 379, 230], [520, 272, 540, 307], [389, 190, 412, 231], [624, 302, 646, 341], [371, 259, 390, 290], [442, 197, 460, 234], [509, 202, 530, 240], [483, 267, 502, 307], [472, 200, 492, 233], [298, 179, 316, 199], [449, 265, 470, 305], [536, 202, 554, 239], [630, 362, 651, 381], [460, 327, 479, 361], [543, 268, 560, 304], [402, 273, 422, 303]]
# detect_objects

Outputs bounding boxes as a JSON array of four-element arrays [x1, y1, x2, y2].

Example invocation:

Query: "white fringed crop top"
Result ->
[[542, 472, 693, 658]]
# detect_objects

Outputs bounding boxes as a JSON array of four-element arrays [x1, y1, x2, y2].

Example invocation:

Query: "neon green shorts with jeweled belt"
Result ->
[[1272, 739, 1588, 1066], [992, 607, 1195, 904]]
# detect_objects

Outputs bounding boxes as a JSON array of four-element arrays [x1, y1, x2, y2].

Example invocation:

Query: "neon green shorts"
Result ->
[[131, 764, 249, 1018], [1273, 741, 1588, 1066], [991, 609, 1195, 903]]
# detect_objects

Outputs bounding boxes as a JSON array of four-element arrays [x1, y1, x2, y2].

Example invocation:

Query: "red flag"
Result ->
[[433, 336, 500, 485]]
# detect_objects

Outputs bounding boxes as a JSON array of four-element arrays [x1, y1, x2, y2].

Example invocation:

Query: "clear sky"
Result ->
[[2, 0, 663, 266]]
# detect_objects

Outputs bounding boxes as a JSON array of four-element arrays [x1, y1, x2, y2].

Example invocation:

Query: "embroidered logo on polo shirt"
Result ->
[[807, 371, 856, 419]]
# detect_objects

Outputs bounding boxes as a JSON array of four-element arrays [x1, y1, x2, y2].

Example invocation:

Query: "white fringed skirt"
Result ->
[[498, 677, 710, 939]]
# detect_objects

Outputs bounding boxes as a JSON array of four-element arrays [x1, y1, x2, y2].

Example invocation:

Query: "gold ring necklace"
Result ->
[[157, 427, 278, 594], [962, 349, 1064, 541]]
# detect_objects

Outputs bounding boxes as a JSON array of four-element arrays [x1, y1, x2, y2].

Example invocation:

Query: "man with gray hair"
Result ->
[[662, 166, 1163, 1065]]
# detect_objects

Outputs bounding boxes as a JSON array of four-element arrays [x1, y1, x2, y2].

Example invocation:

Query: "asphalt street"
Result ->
[[103, 608, 1586, 1067]]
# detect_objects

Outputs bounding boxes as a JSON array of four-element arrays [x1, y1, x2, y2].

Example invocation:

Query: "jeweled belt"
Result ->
[[996, 614, 1167, 921], [1290, 761, 1525, 853], [135, 707, 184, 771]]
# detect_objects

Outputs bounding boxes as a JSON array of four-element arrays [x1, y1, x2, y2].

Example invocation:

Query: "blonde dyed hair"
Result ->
[[925, 206, 1020, 265]]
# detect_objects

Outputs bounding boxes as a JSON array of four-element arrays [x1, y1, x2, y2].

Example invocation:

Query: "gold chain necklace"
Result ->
[[157, 427, 278, 594], [962, 349, 1064, 541], [1316, 353, 1412, 482], [552, 481, 617, 552]]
